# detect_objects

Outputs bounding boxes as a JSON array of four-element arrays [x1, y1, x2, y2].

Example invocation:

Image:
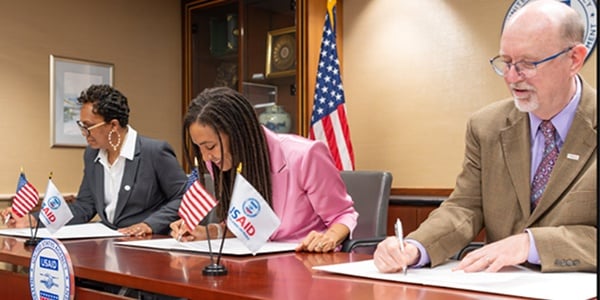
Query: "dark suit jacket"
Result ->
[[67, 135, 187, 235], [408, 77, 596, 272]]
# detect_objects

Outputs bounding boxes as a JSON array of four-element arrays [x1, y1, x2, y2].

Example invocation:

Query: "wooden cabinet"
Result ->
[[387, 199, 485, 242], [183, 0, 297, 127], [182, 0, 334, 150], [387, 203, 438, 236], [181, 0, 335, 169]]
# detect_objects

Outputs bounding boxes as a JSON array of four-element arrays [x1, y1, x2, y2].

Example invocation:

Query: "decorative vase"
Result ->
[[259, 105, 291, 133]]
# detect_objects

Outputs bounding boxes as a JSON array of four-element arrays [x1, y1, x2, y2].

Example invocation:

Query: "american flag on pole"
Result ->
[[178, 168, 218, 231], [11, 172, 39, 218], [309, 0, 354, 171]]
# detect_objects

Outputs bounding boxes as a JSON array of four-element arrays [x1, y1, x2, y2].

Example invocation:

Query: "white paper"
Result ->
[[313, 259, 597, 300], [115, 237, 297, 256], [0, 223, 124, 239]]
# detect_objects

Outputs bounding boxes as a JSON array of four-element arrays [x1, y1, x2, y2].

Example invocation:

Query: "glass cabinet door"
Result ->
[[184, 1, 239, 100], [183, 0, 298, 134], [240, 1, 296, 134]]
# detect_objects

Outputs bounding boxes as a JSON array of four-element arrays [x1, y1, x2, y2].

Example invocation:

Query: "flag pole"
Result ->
[[202, 158, 217, 264], [201, 164, 240, 276], [205, 225, 215, 264], [215, 163, 242, 265], [25, 172, 49, 247]]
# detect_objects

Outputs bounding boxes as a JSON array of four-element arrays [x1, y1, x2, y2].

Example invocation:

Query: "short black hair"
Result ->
[[77, 84, 130, 127]]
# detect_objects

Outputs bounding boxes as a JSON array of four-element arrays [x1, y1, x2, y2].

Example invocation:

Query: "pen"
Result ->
[[3, 212, 11, 225], [176, 221, 184, 242], [395, 218, 407, 275]]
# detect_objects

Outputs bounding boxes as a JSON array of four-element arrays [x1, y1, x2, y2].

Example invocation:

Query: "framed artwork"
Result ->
[[50, 55, 113, 147], [265, 27, 296, 78]]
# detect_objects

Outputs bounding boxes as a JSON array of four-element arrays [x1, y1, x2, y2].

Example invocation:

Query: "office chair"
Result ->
[[452, 242, 485, 260], [340, 170, 393, 253]]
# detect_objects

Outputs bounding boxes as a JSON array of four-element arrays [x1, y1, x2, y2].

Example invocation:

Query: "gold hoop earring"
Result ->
[[108, 129, 121, 151]]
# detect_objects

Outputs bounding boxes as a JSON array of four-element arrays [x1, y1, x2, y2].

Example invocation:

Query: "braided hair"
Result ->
[[183, 87, 272, 220], [77, 84, 130, 126]]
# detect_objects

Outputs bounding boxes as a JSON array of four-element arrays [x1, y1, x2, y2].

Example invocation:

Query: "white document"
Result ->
[[115, 237, 297, 256], [313, 259, 597, 300], [0, 223, 124, 239]]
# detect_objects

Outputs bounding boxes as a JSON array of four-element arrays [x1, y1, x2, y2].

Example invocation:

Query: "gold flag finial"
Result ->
[[236, 163, 243, 174], [327, 0, 336, 28], [49, 171, 53, 180]]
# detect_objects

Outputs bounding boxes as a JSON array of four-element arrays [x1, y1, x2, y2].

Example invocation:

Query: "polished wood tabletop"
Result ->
[[0, 235, 522, 300]]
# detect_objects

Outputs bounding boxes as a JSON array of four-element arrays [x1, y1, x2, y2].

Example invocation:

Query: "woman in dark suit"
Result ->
[[3, 84, 187, 235]]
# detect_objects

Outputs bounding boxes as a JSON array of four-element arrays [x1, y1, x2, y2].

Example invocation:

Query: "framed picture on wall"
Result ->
[[50, 55, 113, 147], [265, 27, 296, 78]]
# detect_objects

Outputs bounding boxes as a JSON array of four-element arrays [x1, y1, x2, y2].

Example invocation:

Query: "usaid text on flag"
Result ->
[[41, 196, 63, 223], [228, 198, 262, 239]]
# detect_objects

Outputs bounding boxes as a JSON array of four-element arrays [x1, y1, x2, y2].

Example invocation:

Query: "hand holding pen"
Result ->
[[170, 219, 190, 241], [394, 218, 408, 275]]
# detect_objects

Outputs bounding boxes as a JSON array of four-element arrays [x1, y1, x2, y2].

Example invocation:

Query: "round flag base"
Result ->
[[24, 237, 42, 247], [202, 263, 228, 276]]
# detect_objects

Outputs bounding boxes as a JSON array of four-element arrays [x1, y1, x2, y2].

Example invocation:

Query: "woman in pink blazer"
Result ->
[[170, 87, 357, 252]]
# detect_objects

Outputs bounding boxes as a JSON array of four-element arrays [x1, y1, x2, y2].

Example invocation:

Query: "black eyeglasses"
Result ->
[[76, 120, 106, 137], [489, 46, 574, 78]]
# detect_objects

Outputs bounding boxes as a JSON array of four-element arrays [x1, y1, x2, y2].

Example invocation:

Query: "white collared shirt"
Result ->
[[95, 125, 138, 224]]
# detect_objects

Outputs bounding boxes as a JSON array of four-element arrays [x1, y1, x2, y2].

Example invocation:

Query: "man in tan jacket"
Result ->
[[375, 0, 596, 273]]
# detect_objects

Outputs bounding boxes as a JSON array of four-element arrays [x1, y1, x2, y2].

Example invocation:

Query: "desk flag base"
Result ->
[[202, 263, 227, 276], [24, 237, 42, 247]]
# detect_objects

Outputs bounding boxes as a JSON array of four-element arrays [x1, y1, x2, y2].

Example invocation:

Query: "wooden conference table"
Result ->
[[0, 235, 521, 300]]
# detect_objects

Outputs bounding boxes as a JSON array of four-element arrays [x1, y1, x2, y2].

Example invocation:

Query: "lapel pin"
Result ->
[[124, 185, 131, 191], [566, 153, 579, 161]]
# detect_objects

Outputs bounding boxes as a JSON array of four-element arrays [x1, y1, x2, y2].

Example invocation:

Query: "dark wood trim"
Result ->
[[391, 188, 453, 197]]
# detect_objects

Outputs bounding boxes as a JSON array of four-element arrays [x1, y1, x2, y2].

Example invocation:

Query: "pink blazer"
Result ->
[[263, 128, 358, 242]]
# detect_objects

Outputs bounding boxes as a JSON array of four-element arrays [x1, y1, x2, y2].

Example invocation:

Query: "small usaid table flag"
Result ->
[[40, 179, 73, 234], [226, 173, 280, 254]]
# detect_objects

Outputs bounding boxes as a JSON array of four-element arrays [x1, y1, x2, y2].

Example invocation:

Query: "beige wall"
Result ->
[[0, 0, 181, 196], [0, 1, 596, 196], [343, 0, 597, 188]]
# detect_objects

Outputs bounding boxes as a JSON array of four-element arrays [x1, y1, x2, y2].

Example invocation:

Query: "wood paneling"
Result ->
[[387, 188, 485, 242]]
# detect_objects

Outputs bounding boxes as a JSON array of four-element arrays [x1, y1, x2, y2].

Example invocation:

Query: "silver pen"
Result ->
[[394, 218, 408, 275]]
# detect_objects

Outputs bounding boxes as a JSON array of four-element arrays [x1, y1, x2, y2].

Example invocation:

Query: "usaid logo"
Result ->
[[503, 0, 597, 61], [30, 238, 74, 300], [47, 196, 62, 210], [242, 198, 260, 218]]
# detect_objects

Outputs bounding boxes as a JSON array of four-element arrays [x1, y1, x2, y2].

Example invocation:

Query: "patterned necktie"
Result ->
[[531, 120, 559, 210]]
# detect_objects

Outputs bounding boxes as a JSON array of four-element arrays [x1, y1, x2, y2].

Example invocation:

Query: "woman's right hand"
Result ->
[[0, 207, 36, 228], [170, 219, 202, 242], [170, 219, 220, 242]]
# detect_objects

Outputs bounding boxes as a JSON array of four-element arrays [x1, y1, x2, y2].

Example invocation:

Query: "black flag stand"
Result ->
[[202, 224, 228, 276], [24, 172, 52, 247], [24, 213, 42, 247]]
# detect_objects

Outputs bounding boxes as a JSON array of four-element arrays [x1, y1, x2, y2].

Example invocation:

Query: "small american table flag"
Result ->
[[12, 172, 39, 218], [178, 168, 218, 231], [309, 0, 354, 171]]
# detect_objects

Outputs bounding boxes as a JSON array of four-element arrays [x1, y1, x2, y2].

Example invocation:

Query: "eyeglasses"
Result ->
[[489, 46, 573, 78], [76, 120, 106, 137]]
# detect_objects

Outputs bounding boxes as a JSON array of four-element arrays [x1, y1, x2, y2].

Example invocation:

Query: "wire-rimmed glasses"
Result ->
[[489, 46, 574, 78]]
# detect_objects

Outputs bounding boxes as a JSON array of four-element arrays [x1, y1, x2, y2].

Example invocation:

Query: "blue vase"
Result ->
[[259, 105, 291, 133]]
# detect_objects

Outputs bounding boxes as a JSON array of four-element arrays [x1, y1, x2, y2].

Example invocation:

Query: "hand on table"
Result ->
[[119, 222, 152, 236], [454, 233, 529, 272]]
